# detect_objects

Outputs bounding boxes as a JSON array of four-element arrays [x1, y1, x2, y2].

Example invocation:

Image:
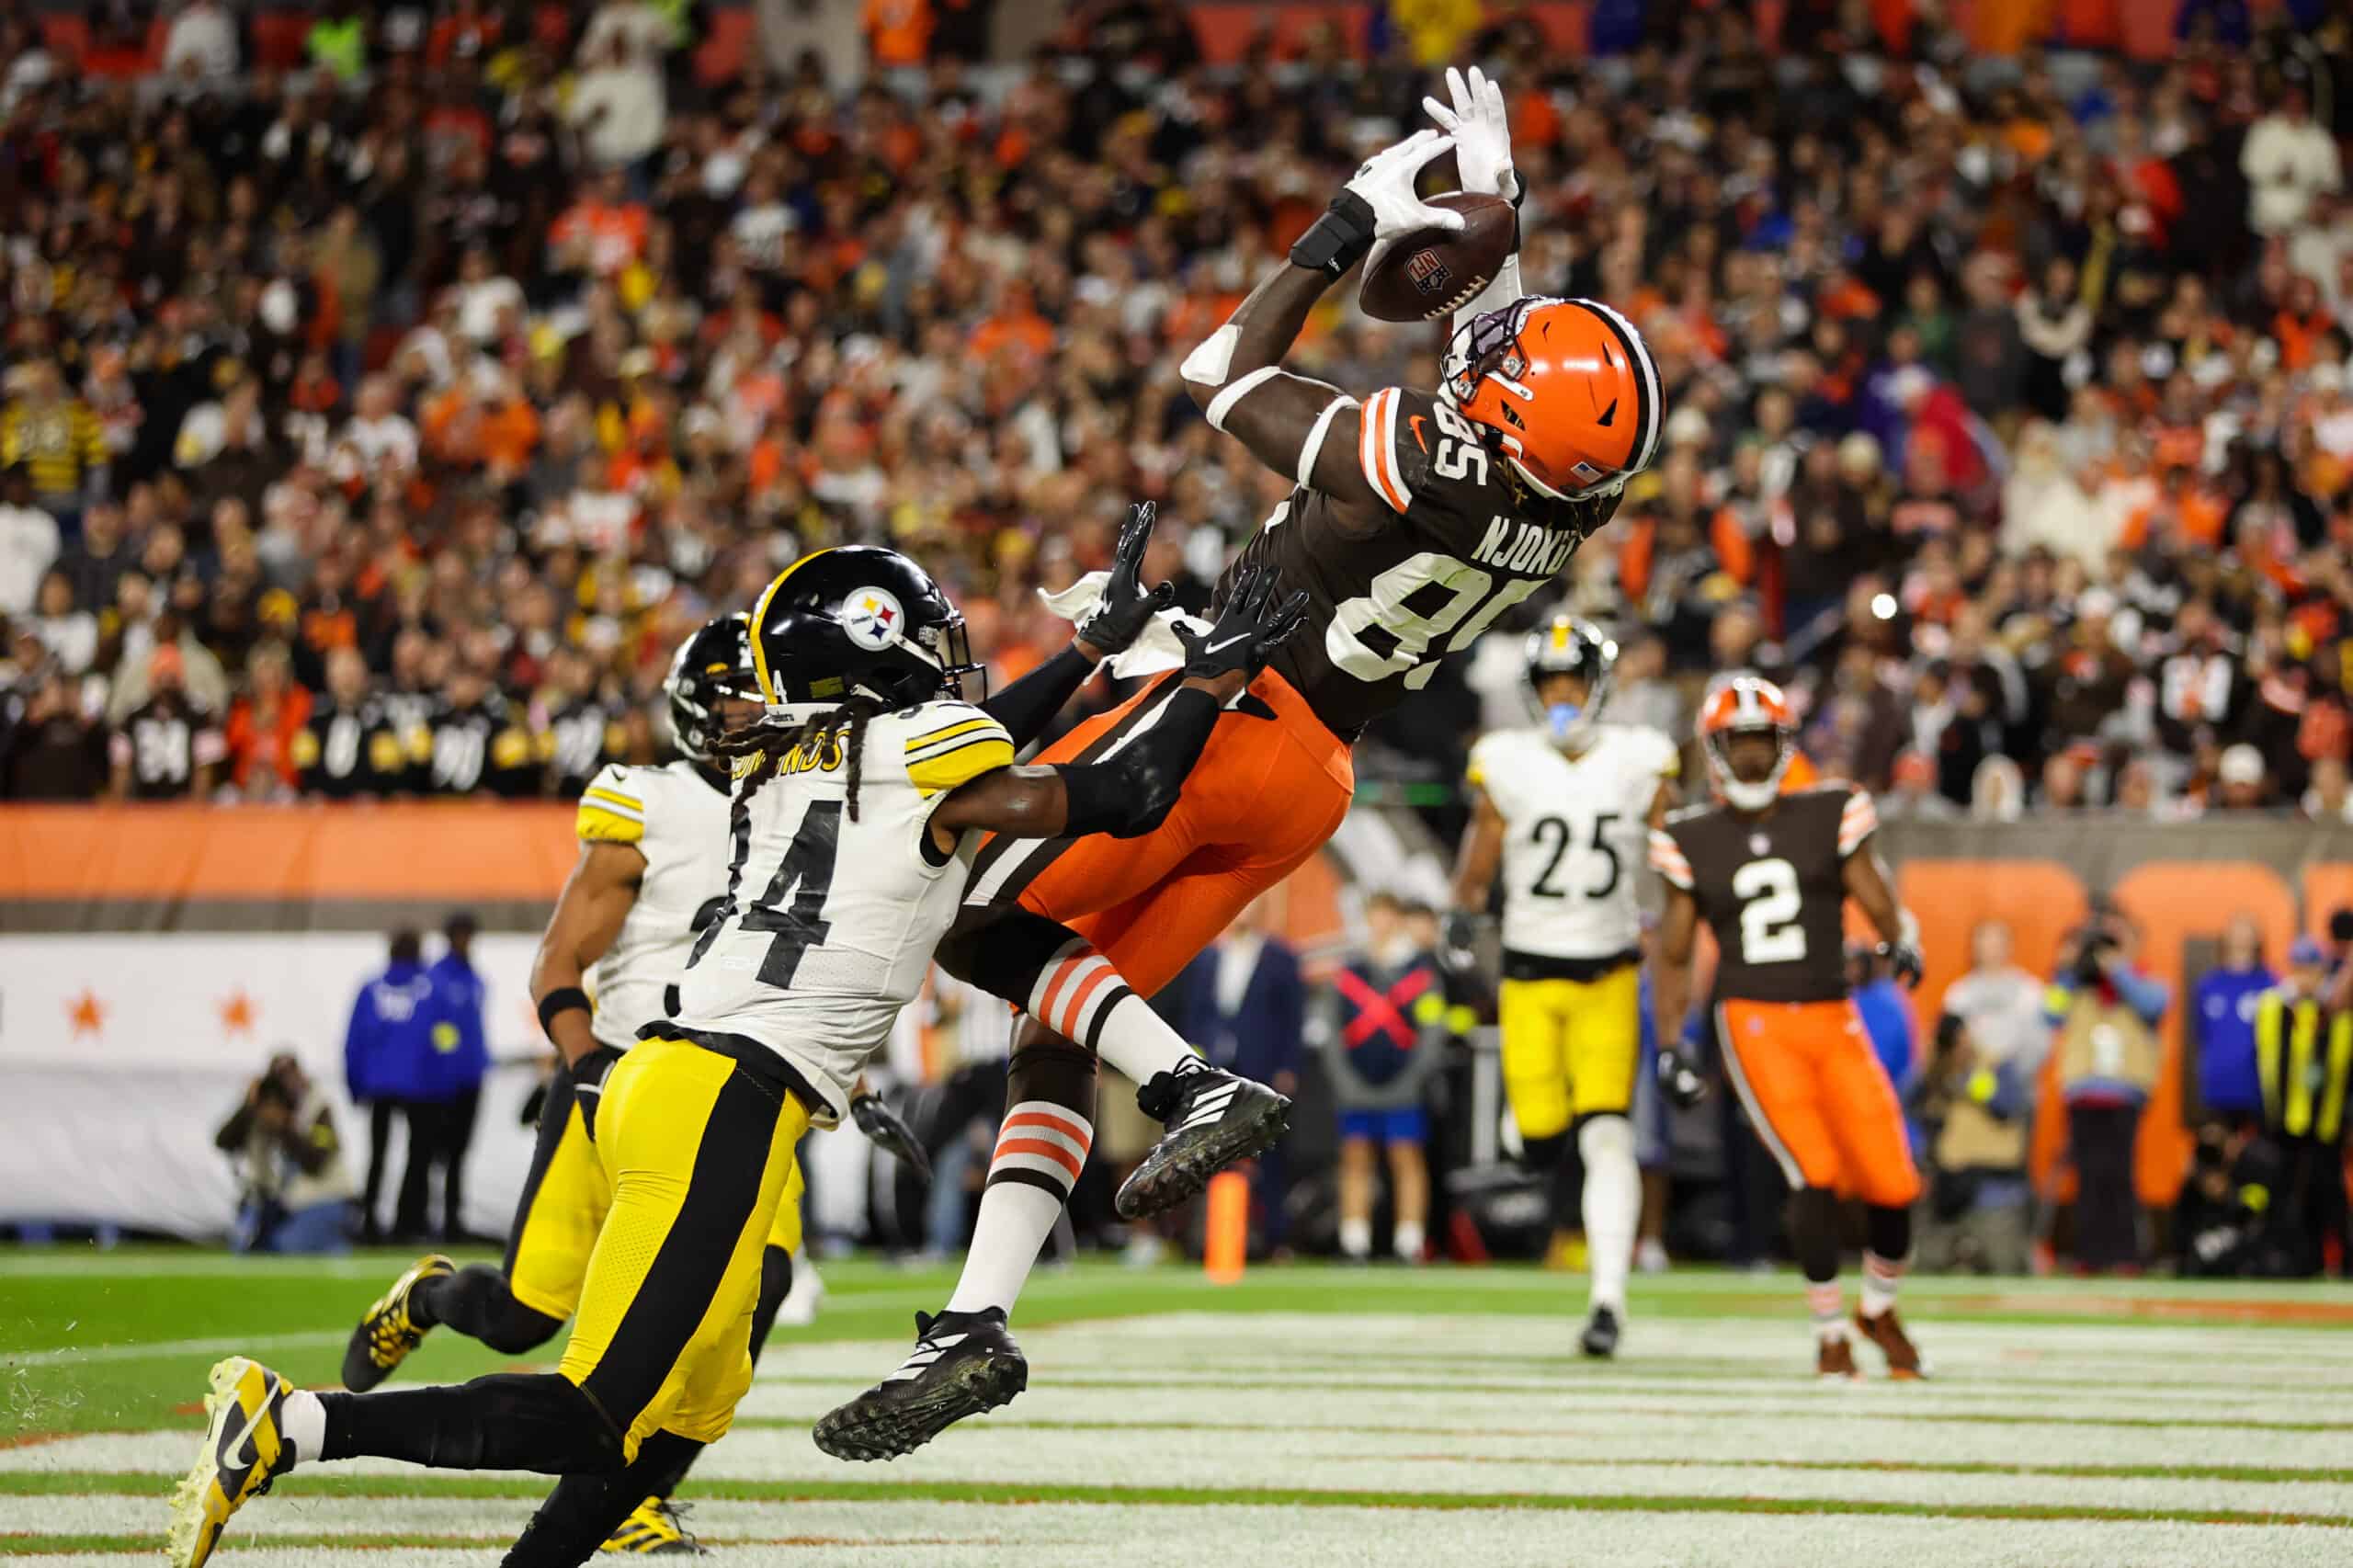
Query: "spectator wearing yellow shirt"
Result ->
[[1, 360, 108, 533]]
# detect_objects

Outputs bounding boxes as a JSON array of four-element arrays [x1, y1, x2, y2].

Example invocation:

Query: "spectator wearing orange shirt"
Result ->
[[548, 170, 650, 278], [223, 642, 314, 800], [865, 0, 932, 67]]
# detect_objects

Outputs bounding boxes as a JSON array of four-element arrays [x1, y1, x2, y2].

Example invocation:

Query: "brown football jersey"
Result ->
[[1648, 785, 1880, 1004], [1213, 385, 1615, 740]]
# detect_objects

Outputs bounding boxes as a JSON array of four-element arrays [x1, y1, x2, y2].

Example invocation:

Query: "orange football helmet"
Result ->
[[1440, 296, 1663, 501], [1698, 674, 1797, 811]]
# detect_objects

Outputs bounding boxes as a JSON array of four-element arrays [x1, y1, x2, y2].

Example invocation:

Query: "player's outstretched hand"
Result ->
[[1656, 1045, 1709, 1110], [1881, 939, 1926, 990], [1343, 129, 1462, 267], [852, 1089, 933, 1187], [1439, 911, 1483, 978], [1176, 564, 1310, 690], [1423, 66, 1518, 204], [1077, 500, 1180, 656]]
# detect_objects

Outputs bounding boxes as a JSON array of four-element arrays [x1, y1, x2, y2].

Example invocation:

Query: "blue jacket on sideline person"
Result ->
[[424, 946, 489, 1101], [345, 951, 441, 1104]]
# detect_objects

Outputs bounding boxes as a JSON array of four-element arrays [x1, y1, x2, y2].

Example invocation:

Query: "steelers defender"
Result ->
[[1445, 615, 1676, 1358], [334, 614, 927, 1555], [170, 543, 1303, 1568]]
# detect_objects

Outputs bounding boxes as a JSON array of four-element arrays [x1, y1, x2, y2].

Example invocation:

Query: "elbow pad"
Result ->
[[1056, 687, 1221, 838]]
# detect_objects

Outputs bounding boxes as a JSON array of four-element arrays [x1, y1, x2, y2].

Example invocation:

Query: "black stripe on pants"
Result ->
[[504, 1062, 579, 1276], [578, 1063, 781, 1440]]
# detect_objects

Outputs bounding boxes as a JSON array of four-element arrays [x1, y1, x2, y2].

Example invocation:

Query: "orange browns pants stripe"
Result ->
[[983, 667, 1354, 1002], [1716, 997, 1921, 1208]]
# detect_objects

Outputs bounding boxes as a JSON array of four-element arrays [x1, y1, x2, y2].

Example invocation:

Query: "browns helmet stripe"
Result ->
[[1566, 298, 1660, 477]]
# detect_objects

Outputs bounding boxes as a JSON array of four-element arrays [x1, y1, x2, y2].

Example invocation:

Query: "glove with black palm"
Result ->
[[852, 1088, 933, 1187], [1439, 910, 1483, 978], [1075, 501, 1180, 657], [1177, 564, 1311, 687], [1880, 940, 1926, 989], [571, 1045, 624, 1142], [1656, 1045, 1709, 1110]]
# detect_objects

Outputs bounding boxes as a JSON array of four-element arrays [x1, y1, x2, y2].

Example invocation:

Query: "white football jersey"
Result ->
[[575, 760, 735, 1052], [1467, 722, 1679, 961], [670, 700, 1016, 1125]]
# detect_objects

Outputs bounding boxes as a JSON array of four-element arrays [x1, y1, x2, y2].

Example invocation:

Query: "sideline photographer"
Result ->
[[1908, 1011, 2035, 1274], [214, 1052, 357, 1255], [2041, 910, 2168, 1273]]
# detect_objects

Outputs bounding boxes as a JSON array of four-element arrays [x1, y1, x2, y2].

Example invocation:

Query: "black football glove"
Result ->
[[1438, 910, 1483, 977], [852, 1089, 933, 1187], [570, 1045, 624, 1142], [1177, 563, 1311, 684], [1881, 940, 1926, 990], [1656, 1045, 1708, 1110], [1076, 500, 1180, 657]]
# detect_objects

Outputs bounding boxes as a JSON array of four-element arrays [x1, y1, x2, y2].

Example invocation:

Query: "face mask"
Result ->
[[1547, 702, 1584, 742]]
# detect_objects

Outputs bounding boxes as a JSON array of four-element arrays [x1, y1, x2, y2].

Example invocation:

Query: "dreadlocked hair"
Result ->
[[716, 697, 886, 821]]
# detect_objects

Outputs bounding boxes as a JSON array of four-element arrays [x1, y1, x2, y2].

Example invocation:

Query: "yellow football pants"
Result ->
[[1499, 964, 1641, 1141], [555, 1038, 812, 1460]]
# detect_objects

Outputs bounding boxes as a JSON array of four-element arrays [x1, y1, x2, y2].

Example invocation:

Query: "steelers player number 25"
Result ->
[[1529, 812, 1620, 900], [1325, 406, 1537, 690], [1730, 858, 1805, 963]]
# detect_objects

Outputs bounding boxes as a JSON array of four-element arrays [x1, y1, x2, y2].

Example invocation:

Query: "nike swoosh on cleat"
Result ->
[[221, 1394, 270, 1483]]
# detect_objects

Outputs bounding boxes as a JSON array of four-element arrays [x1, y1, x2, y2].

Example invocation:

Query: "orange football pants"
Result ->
[[973, 667, 1354, 1001], [1716, 997, 1922, 1208]]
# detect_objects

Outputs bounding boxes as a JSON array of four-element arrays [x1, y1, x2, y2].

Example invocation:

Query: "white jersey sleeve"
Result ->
[[580, 761, 734, 1051]]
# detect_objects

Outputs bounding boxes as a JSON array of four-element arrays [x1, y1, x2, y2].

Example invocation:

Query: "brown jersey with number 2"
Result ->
[[1214, 385, 1618, 740], [1648, 785, 1881, 1005]]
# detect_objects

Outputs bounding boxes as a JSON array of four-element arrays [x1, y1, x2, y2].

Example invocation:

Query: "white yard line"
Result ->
[[5, 1509, 2350, 1568], [2, 1330, 349, 1369]]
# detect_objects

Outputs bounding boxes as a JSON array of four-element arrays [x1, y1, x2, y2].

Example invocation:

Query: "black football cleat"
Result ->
[[1579, 1305, 1621, 1359], [1116, 1059, 1291, 1220], [341, 1253, 453, 1392], [813, 1308, 1027, 1461]]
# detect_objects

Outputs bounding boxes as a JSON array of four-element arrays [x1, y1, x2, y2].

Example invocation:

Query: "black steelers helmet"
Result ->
[[664, 612, 759, 761], [748, 546, 983, 710], [1524, 612, 1615, 742]]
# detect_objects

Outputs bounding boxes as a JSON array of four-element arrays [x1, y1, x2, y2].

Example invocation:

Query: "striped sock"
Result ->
[[1806, 1278, 1846, 1340], [943, 1101, 1094, 1317], [1027, 938, 1196, 1085], [1860, 1250, 1905, 1320]]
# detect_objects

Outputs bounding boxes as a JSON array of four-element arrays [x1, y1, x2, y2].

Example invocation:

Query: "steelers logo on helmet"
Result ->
[[841, 587, 904, 652]]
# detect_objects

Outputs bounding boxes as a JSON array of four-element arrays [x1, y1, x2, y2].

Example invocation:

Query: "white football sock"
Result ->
[[1339, 1217, 1373, 1259], [1024, 941, 1199, 1088], [1577, 1115, 1640, 1314], [943, 1101, 1093, 1318], [1807, 1278, 1847, 1340], [1860, 1249, 1905, 1320], [278, 1388, 324, 1467], [1393, 1220, 1426, 1261]]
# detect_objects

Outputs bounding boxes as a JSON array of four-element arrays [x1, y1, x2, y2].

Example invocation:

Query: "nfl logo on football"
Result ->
[[1406, 249, 1451, 295]]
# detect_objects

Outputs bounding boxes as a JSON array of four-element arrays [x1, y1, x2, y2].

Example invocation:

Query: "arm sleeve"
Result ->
[[1836, 786, 1879, 859], [344, 992, 374, 1098], [2113, 966, 2171, 1027], [1647, 826, 1695, 891], [905, 706, 1017, 799], [979, 643, 1094, 750], [576, 764, 646, 843]]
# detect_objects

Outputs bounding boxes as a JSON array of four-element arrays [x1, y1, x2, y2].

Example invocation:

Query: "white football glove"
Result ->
[[1344, 129, 1463, 269], [1423, 65, 1518, 205]]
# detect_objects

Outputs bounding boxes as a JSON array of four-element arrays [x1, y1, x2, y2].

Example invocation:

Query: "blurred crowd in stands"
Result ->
[[0, 0, 2349, 813]]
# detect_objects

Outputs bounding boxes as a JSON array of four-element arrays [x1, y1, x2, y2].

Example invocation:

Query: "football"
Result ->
[[1357, 191, 1517, 324]]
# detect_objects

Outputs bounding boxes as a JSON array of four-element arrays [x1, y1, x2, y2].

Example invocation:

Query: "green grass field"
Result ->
[[7, 1250, 2353, 1564]]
